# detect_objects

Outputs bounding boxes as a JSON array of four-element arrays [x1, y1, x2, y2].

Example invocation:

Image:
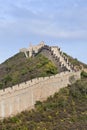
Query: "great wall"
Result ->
[[20, 41, 75, 72], [0, 42, 81, 119]]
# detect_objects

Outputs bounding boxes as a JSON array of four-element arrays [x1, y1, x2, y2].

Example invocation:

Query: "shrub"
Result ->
[[35, 101, 43, 111], [58, 97, 67, 108], [0, 82, 3, 89], [69, 80, 87, 98], [21, 68, 28, 75], [45, 62, 58, 74], [3, 75, 12, 86], [81, 71, 87, 78]]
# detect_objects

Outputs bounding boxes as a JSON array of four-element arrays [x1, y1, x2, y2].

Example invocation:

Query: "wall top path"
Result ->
[[20, 42, 76, 72]]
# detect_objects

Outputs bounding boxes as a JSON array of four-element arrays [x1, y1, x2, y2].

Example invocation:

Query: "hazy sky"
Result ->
[[0, 0, 87, 64]]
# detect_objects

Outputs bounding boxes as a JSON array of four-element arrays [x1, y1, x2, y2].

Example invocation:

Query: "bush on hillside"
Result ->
[[0, 54, 58, 89], [81, 71, 87, 78], [0, 79, 87, 129]]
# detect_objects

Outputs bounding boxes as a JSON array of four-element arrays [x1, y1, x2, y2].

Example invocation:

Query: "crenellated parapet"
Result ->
[[0, 71, 81, 118], [20, 42, 76, 72], [0, 42, 82, 119]]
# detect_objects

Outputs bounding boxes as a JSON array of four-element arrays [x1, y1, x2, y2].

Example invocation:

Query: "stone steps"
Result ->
[[38, 45, 74, 72], [20, 43, 75, 72]]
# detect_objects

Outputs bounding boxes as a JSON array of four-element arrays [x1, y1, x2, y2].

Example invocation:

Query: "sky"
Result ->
[[0, 0, 87, 64]]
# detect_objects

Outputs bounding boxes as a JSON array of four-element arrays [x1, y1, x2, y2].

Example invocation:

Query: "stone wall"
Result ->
[[38, 46, 67, 72], [20, 43, 75, 72], [0, 71, 81, 119], [51, 46, 73, 71], [20, 41, 45, 57], [38, 45, 74, 72]]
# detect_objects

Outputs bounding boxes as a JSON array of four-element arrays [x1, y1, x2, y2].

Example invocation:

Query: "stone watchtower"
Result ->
[[20, 41, 45, 58], [20, 42, 75, 72]]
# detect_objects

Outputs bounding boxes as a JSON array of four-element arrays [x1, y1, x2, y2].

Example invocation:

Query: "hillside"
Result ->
[[63, 52, 87, 70], [0, 43, 87, 90], [0, 77, 87, 130], [0, 53, 58, 89], [0, 44, 87, 129], [0, 46, 87, 90]]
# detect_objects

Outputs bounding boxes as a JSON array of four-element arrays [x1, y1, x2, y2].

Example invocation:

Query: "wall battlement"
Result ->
[[20, 42, 75, 72], [0, 43, 81, 119], [0, 72, 69, 95], [0, 71, 81, 118]]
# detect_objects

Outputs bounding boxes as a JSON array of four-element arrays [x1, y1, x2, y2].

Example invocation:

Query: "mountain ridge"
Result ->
[[0, 44, 87, 90], [0, 44, 86, 129]]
